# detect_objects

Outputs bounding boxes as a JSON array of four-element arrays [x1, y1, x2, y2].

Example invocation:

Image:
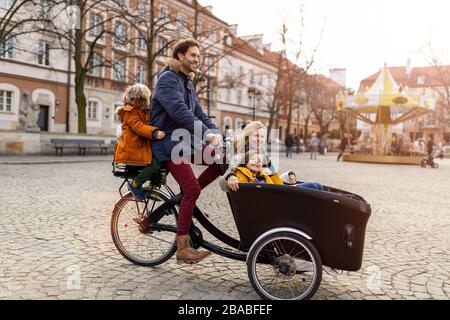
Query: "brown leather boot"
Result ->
[[176, 235, 211, 264], [133, 215, 150, 234]]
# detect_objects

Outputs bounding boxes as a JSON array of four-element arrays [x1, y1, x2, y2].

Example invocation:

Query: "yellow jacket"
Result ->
[[235, 166, 283, 185]]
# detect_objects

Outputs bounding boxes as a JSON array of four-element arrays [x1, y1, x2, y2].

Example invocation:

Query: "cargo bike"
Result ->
[[111, 164, 371, 300]]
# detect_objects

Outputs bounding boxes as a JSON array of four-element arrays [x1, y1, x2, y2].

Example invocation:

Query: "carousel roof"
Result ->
[[338, 64, 436, 114]]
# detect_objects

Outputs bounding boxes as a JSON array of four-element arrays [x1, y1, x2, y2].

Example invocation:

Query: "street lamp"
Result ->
[[247, 87, 262, 121], [206, 75, 211, 118], [199, 75, 215, 119]]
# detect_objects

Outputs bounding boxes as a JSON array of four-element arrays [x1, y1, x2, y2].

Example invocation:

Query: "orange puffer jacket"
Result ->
[[114, 103, 159, 165]]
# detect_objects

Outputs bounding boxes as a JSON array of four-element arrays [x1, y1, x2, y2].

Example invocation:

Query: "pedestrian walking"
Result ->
[[310, 132, 319, 160]]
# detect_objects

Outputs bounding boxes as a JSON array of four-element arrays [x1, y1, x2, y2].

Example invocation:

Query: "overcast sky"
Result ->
[[200, 0, 450, 89]]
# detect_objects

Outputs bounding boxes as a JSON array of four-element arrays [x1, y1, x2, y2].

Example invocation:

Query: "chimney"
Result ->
[[406, 58, 412, 77], [229, 24, 238, 35], [241, 34, 264, 54], [329, 68, 347, 88]]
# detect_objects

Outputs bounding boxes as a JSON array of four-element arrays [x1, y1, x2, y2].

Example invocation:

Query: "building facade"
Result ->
[[0, 0, 339, 154]]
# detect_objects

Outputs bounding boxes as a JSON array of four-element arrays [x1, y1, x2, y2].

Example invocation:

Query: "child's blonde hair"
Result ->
[[123, 84, 151, 110]]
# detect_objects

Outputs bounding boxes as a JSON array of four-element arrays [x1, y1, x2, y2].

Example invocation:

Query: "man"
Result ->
[[151, 39, 223, 264], [337, 133, 350, 161], [427, 136, 434, 159], [285, 133, 295, 158], [310, 132, 319, 160]]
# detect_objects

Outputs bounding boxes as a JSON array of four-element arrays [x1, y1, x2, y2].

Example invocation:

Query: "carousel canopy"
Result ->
[[337, 64, 437, 124]]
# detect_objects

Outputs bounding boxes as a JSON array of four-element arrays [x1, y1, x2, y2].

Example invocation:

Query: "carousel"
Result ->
[[337, 64, 437, 164]]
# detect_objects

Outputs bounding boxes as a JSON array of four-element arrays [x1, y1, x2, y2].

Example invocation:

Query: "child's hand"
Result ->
[[227, 175, 239, 192], [157, 131, 166, 140]]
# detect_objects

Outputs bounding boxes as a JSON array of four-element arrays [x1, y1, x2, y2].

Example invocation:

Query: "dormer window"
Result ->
[[416, 74, 426, 85]]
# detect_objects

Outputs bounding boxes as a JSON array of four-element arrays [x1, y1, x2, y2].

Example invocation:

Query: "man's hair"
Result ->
[[288, 171, 296, 178], [172, 38, 200, 60]]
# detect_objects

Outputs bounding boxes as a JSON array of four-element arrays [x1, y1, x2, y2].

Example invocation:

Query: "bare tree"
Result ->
[[279, 6, 324, 136], [307, 74, 338, 137], [421, 42, 450, 141], [0, 0, 42, 44], [115, 0, 178, 89], [187, 3, 260, 103], [41, 0, 125, 133], [265, 49, 284, 141], [0, 0, 55, 58]]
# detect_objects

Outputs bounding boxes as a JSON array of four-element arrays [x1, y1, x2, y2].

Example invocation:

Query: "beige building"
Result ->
[[0, 0, 337, 154]]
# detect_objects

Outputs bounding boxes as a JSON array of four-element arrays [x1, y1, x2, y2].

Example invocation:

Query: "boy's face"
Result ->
[[288, 174, 297, 185], [246, 154, 264, 174]]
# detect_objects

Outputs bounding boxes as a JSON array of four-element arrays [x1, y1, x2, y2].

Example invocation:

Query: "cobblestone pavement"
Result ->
[[0, 153, 448, 300]]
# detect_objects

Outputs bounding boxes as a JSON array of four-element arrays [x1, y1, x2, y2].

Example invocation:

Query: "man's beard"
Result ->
[[183, 60, 196, 73]]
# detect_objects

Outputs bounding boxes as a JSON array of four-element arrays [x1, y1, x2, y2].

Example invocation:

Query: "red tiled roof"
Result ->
[[311, 74, 341, 90], [360, 65, 450, 89], [231, 36, 281, 68], [176, 0, 230, 27]]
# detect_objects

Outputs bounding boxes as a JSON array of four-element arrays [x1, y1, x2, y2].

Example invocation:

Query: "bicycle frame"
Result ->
[[147, 182, 247, 262]]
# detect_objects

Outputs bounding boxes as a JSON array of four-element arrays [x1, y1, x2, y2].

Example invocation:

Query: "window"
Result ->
[[137, 37, 146, 50], [205, 56, 213, 67], [160, 6, 169, 22], [197, 24, 203, 35], [88, 52, 101, 77], [209, 27, 216, 41], [89, 14, 103, 37], [137, 64, 145, 84], [177, 14, 186, 32], [114, 23, 127, 46], [0, 90, 12, 112], [159, 37, 168, 56], [114, 59, 126, 82], [87, 101, 98, 120], [225, 87, 231, 102], [0, 37, 14, 59], [41, 0, 51, 19], [0, 0, 13, 9], [237, 90, 242, 105], [138, 0, 147, 15], [37, 40, 50, 66], [417, 75, 426, 85], [114, 104, 121, 122]]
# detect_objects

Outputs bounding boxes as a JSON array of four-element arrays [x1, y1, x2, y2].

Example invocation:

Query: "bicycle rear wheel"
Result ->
[[111, 188, 178, 267], [247, 230, 322, 300]]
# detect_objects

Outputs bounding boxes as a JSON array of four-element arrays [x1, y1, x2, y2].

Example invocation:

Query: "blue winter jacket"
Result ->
[[151, 58, 221, 162]]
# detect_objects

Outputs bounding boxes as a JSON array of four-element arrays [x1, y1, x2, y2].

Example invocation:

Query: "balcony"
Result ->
[[86, 76, 105, 88]]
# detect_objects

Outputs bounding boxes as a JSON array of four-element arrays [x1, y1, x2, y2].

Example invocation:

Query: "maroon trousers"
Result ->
[[164, 147, 222, 235]]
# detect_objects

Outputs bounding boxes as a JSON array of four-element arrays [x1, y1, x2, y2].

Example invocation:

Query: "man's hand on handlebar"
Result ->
[[206, 133, 224, 148], [227, 175, 239, 192]]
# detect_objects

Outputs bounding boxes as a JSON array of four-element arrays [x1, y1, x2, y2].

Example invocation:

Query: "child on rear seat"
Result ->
[[114, 84, 166, 201]]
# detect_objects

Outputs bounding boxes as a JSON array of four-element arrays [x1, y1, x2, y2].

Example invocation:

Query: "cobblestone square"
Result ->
[[0, 153, 448, 300]]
